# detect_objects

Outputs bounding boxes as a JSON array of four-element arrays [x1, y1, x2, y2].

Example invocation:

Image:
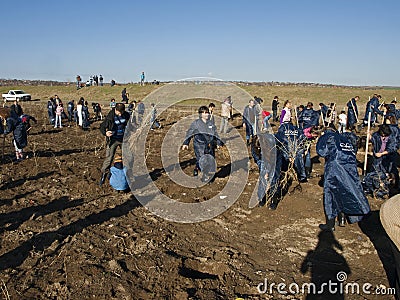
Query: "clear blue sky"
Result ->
[[1, 0, 399, 86]]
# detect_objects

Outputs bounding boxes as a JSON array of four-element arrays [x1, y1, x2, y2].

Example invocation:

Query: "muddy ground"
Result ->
[[0, 101, 396, 300]]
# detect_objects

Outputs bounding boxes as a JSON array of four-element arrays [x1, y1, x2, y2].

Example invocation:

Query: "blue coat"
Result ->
[[316, 130, 370, 223], [346, 98, 358, 127], [371, 131, 398, 173], [363, 97, 382, 123], [183, 118, 223, 170], [5, 116, 27, 149], [299, 108, 319, 129], [274, 123, 307, 182]]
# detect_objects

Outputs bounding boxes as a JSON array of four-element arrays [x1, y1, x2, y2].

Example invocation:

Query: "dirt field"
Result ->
[[0, 101, 396, 299]]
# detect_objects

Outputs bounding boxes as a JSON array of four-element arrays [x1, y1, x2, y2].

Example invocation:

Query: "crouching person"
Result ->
[[99, 103, 131, 186], [316, 126, 370, 231], [109, 155, 130, 192]]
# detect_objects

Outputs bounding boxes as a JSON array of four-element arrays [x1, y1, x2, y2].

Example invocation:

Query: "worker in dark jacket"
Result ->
[[316, 127, 370, 231], [298, 102, 319, 129], [346, 96, 359, 131], [4, 113, 28, 161], [99, 103, 131, 186], [363, 94, 383, 126], [182, 106, 223, 182]]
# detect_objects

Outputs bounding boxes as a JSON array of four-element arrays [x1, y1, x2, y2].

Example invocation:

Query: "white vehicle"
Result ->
[[2, 90, 32, 102]]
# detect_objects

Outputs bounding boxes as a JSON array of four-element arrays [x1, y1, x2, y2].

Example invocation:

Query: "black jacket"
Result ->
[[99, 109, 130, 142]]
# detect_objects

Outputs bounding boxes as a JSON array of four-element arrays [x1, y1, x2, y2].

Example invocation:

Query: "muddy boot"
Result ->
[[305, 167, 312, 179], [99, 172, 107, 186], [193, 168, 199, 177], [319, 218, 335, 231], [338, 212, 346, 227]]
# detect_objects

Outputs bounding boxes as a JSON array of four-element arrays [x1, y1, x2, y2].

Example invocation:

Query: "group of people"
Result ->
[[76, 74, 104, 89]]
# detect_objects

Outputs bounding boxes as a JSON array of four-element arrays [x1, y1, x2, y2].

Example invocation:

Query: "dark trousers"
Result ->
[[101, 139, 122, 173]]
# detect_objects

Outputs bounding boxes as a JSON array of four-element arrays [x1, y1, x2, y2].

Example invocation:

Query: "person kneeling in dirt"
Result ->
[[362, 167, 395, 199], [99, 103, 131, 186], [181, 105, 224, 183], [316, 125, 370, 231], [108, 155, 130, 192], [3, 111, 28, 161]]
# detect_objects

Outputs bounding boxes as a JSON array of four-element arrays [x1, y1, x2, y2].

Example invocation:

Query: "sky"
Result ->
[[1, 0, 399, 86]]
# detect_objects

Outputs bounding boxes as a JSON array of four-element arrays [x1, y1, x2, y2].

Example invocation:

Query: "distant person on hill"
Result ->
[[99, 103, 131, 186], [140, 71, 145, 86], [76, 75, 81, 90], [111, 79, 116, 87], [99, 74, 104, 86], [150, 103, 161, 130], [121, 88, 129, 104], [208, 103, 216, 126]]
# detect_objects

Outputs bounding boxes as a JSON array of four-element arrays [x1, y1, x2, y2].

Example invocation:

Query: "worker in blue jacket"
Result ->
[[316, 127, 370, 231], [363, 94, 383, 126], [182, 106, 224, 182], [268, 122, 307, 210], [346, 96, 359, 131], [298, 102, 319, 129]]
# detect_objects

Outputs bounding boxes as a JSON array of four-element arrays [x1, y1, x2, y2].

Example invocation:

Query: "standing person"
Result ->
[[363, 94, 383, 127], [47, 97, 56, 125], [150, 103, 161, 129], [242, 99, 257, 146], [10, 100, 23, 117], [316, 127, 370, 231], [140, 71, 145, 86], [347, 96, 359, 131], [338, 110, 347, 133], [110, 98, 116, 109], [99, 103, 131, 186], [4, 113, 28, 161], [54, 102, 64, 128], [298, 102, 319, 129], [67, 100, 75, 123], [76, 97, 84, 127], [208, 103, 216, 126], [272, 96, 279, 122], [99, 74, 104, 86], [181, 106, 223, 182], [303, 126, 321, 178], [76, 75, 81, 90], [137, 100, 145, 125], [121, 88, 129, 104], [82, 101, 90, 130], [280, 100, 292, 124], [220, 96, 232, 134]]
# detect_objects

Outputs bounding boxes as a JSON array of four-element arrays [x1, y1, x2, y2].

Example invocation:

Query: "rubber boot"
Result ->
[[99, 172, 107, 186], [338, 212, 346, 227]]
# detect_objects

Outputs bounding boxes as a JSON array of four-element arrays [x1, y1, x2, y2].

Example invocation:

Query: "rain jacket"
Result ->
[[316, 130, 370, 223]]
